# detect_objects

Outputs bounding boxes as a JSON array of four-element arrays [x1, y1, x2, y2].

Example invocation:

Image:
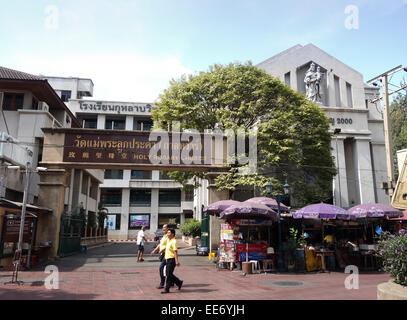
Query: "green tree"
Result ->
[[390, 94, 407, 178], [152, 62, 336, 206]]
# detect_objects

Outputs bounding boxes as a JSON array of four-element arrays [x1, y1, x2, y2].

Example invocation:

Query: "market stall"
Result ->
[[293, 202, 404, 272], [216, 201, 278, 272]]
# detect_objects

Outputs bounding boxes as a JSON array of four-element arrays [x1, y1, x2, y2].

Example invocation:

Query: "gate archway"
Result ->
[[37, 127, 229, 259]]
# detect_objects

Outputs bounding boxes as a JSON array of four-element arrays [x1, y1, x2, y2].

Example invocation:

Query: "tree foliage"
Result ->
[[152, 62, 336, 206], [390, 94, 407, 178]]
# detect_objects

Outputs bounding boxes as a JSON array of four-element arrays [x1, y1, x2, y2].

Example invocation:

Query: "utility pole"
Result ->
[[367, 65, 407, 200]]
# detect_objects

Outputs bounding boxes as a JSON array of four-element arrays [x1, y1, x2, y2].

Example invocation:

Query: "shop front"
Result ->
[[0, 199, 52, 269]]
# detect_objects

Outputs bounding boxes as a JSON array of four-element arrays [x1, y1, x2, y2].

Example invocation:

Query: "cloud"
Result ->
[[10, 52, 193, 102]]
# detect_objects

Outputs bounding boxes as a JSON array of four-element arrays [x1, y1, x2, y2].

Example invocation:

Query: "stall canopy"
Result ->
[[203, 200, 241, 216], [220, 202, 277, 220], [387, 211, 407, 221], [244, 197, 290, 212], [0, 198, 52, 215], [293, 203, 353, 220], [348, 203, 403, 218]]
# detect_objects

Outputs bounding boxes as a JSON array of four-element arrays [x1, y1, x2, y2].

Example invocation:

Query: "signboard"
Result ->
[[129, 215, 149, 228], [79, 101, 152, 115], [219, 224, 235, 263], [3, 217, 33, 243], [230, 219, 274, 226], [105, 215, 116, 230], [63, 132, 205, 165]]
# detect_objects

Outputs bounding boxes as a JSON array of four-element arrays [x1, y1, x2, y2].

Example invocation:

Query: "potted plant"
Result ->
[[180, 219, 201, 246], [287, 228, 306, 272], [376, 229, 407, 299]]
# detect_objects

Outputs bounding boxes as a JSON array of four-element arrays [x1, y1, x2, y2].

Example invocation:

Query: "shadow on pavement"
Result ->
[[0, 287, 97, 300]]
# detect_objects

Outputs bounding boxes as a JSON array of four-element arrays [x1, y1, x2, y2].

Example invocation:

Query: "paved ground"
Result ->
[[0, 242, 390, 300]]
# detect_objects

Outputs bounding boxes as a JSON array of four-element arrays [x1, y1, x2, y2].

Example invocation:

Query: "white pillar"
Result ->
[[97, 114, 106, 129], [340, 78, 347, 108], [354, 139, 376, 204], [332, 138, 349, 208], [121, 189, 130, 239], [150, 189, 159, 232], [125, 116, 133, 131]]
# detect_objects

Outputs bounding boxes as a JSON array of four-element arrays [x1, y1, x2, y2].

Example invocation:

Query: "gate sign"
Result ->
[[3, 218, 33, 243], [63, 131, 205, 165]]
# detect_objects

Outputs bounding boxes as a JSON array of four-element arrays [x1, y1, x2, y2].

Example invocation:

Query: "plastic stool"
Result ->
[[250, 260, 260, 273]]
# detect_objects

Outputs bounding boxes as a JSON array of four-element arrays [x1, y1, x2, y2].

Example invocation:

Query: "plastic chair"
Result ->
[[249, 260, 260, 273]]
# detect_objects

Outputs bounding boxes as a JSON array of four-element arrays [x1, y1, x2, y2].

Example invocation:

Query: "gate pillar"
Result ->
[[36, 167, 70, 260], [206, 173, 229, 253]]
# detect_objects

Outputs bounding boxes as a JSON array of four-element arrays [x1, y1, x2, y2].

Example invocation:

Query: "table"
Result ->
[[315, 250, 335, 272]]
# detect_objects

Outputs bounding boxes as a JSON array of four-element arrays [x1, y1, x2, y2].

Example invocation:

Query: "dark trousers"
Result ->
[[165, 258, 182, 290], [159, 255, 166, 286]]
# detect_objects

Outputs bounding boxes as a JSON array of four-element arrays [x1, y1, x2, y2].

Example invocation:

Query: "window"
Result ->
[[130, 189, 151, 206], [61, 90, 71, 102], [104, 170, 123, 179], [159, 171, 172, 180], [133, 119, 153, 131], [184, 188, 194, 202], [346, 82, 353, 107], [334, 75, 341, 107], [158, 214, 180, 229], [159, 190, 181, 207], [106, 214, 121, 230], [105, 118, 125, 130], [3, 93, 24, 111], [129, 214, 150, 230], [77, 116, 97, 129], [131, 170, 151, 179], [100, 189, 122, 206], [284, 72, 291, 88]]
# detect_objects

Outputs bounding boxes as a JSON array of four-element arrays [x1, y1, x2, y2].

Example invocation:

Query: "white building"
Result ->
[[256, 43, 388, 207], [46, 77, 195, 239], [0, 66, 103, 217]]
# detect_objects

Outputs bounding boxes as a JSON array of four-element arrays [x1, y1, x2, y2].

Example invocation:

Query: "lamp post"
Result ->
[[266, 179, 290, 272], [333, 128, 342, 207]]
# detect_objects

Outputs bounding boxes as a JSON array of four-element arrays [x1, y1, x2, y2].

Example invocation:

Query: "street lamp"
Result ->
[[266, 179, 290, 272], [333, 128, 342, 207]]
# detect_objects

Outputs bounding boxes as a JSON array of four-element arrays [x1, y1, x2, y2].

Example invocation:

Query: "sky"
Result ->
[[0, 0, 406, 102]]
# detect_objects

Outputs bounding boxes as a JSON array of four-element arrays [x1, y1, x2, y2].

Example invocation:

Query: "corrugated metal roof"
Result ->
[[0, 66, 43, 81]]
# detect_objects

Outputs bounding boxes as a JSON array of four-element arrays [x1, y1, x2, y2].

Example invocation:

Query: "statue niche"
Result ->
[[303, 62, 325, 104]]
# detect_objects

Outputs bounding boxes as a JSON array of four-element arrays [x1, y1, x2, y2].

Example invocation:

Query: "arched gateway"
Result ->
[[37, 127, 229, 260]]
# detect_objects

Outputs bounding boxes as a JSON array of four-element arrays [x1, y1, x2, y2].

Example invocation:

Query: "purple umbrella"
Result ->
[[293, 203, 352, 220], [203, 200, 242, 216], [244, 197, 290, 212], [219, 202, 278, 220], [348, 203, 403, 218]]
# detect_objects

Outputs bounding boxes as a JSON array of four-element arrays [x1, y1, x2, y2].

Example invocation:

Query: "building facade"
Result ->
[[256, 44, 388, 207], [46, 77, 195, 239]]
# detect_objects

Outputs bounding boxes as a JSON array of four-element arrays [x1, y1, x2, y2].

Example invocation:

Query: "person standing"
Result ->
[[137, 226, 147, 262], [160, 228, 183, 294], [150, 224, 169, 288]]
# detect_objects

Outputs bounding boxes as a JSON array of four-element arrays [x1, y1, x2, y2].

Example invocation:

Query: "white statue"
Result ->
[[304, 62, 324, 104]]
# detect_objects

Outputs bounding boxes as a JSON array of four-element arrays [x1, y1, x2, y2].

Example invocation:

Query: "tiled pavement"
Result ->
[[0, 243, 390, 300]]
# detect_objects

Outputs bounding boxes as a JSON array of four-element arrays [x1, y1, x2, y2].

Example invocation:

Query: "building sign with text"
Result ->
[[79, 101, 152, 115], [63, 131, 206, 165]]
